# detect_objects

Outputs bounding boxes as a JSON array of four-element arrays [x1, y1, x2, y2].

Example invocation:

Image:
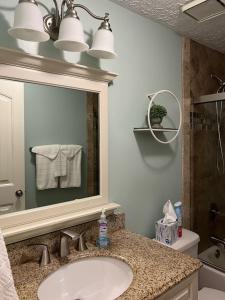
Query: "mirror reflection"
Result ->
[[0, 79, 99, 214]]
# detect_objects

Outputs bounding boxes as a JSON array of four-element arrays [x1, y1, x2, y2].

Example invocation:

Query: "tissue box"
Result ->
[[155, 219, 178, 246]]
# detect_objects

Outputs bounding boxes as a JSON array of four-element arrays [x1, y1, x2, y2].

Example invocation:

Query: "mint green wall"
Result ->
[[0, 0, 182, 237], [24, 83, 88, 209]]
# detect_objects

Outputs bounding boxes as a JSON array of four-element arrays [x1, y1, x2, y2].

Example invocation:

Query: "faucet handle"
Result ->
[[60, 229, 80, 258], [78, 231, 88, 251], [28, 243, 51, 267]]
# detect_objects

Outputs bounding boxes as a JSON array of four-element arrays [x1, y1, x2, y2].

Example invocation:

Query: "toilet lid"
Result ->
[[198, 288, 225, 300], [170, 229, 200, 252]]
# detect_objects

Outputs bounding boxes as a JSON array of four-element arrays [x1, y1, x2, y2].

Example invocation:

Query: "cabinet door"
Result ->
[[157, 272, 198, 300], [0, 79, 25, 213], [172, 287, 190, 300]]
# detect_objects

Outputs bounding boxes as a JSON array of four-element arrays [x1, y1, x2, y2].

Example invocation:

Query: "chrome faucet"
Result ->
[[59, 229, 87, 258], [20, 244, 51, 267]]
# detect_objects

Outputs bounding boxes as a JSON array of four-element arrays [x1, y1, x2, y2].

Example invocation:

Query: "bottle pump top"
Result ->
[[100, 208, 106, 220]]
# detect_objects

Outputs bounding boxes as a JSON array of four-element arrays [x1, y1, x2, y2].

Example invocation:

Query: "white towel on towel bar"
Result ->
[[0, 230, 19, 300], [32, 145, 63, 190], [60, 145, 82, 188]]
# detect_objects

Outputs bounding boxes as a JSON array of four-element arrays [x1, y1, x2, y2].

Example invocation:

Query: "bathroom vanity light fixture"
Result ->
[[8, 0, 117, 59]]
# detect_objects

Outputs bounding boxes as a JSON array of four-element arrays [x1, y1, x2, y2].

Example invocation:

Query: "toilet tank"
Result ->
[[170, 229, 200, 258]]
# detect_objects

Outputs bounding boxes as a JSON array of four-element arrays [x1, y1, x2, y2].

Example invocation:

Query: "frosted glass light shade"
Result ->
[[8, 2, 49, 42], [88, 29, 117, 59], [54, 17, 89, 52]]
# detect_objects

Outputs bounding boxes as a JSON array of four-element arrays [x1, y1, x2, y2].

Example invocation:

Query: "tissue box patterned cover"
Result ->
[[155, 218, 178, 246]]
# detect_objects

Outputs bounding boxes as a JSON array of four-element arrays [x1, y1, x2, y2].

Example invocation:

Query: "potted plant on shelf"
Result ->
[[150, 103, 167, 128]]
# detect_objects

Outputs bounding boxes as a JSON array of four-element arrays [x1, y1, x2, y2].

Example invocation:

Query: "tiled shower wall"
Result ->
[[183, 39, 225, 252]]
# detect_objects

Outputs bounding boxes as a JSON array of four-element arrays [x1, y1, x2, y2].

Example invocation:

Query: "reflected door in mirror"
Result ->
[[0, 79, 25, 213]]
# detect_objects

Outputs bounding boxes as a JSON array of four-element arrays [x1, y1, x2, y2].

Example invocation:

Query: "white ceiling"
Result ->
[[111, 0, 225, 54]]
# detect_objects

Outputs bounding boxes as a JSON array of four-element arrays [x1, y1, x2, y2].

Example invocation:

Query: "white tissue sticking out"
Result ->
[[162, 200, 177, 224]]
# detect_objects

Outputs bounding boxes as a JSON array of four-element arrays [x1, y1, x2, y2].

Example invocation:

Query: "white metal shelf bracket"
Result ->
[[147, 90, 182, 144]]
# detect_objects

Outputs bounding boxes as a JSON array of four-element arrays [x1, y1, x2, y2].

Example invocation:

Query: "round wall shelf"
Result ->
[[147, 90, 182, 144], [134, 90, 182, 144]]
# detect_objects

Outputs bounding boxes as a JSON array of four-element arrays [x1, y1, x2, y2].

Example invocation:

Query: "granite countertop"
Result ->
[[12, 229, 202, 300]]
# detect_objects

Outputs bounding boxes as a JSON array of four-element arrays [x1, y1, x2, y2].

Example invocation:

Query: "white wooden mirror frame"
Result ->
[[0, 47, 120, 244]]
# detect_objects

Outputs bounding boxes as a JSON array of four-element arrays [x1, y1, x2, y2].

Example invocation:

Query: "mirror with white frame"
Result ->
[[0, 78, 99, 215], [0, 47, 119, 244]]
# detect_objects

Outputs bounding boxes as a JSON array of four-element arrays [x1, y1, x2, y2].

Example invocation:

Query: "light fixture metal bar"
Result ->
[[60, 0, 109, 21], [52, 0, 60, 27], [72, 4, 111, 31], [73, 4, 109, 21]]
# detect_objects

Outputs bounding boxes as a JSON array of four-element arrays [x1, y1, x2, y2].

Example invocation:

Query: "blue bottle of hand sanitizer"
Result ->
[[98, 208, 109, 248]]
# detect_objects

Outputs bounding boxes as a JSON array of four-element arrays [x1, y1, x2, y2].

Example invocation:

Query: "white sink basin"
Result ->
[[38, 256, 133, 300]]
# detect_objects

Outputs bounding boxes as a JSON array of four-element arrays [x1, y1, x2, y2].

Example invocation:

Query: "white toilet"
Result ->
[[169, 229, 225, 300]]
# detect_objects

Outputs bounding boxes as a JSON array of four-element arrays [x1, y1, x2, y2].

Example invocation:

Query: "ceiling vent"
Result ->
[[181, 0, 225, 22]]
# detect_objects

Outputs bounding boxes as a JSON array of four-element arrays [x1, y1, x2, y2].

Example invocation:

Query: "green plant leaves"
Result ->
[[150, 104, 167, 119]]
